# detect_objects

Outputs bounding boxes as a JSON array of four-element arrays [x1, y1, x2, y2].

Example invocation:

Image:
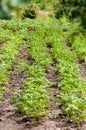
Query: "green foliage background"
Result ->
[[0, 0, 54, 19], [55, 0, 86, 28], [0, 0, 27, 19]]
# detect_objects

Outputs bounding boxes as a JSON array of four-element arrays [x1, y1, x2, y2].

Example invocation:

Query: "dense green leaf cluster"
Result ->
[[45, 18, 86, 125], [13, 22, 52, 118], [0, 30, 24, 85], [55, 0, 86, 28], [61, 17, 86, 62]]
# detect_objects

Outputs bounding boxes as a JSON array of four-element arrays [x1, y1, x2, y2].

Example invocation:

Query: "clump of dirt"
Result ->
[[46, 63, 58, 83], [0, 41, 7, 54], [78, 61, 86, 130], [79, 61, 86, 81], [36, 10, 49, 18], [18, 40, 34, 65]]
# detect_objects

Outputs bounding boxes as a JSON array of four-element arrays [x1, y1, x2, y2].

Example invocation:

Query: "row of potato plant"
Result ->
[[13, 25, 52, 119], [59, 17, 86, 62], [0, 28, 26, 102], [0, 35, 25, 85], [45, 22, 86, 125], [67, 33, 86, 62]]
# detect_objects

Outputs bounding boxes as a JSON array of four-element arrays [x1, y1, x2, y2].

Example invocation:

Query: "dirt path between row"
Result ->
[[79, 61, 86, 130], [0, 42, 29, 130], [79, 61, 86, 81]]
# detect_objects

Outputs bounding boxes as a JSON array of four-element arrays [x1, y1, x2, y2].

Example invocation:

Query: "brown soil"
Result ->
[[78, 61, 86, 130], [0, 43, 4, 49], [0, 71, 28, 130], [36, 10, 49, 18], [36, 10, 54, 18], [0, 41, 7, 54], [79, 61, 86, 81]]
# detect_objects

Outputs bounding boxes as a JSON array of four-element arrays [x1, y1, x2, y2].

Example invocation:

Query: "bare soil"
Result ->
[[78, 61, 86, 130], [36, 10, 49, 18], [0, 41, 7, 54], [79, 61, 86, 81]]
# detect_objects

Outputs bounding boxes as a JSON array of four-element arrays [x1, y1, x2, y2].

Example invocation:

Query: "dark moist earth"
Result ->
[[0, 46, 86, 130]]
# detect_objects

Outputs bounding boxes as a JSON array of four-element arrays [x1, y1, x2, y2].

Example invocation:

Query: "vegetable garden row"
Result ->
[[0, 17, 86, 126]]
